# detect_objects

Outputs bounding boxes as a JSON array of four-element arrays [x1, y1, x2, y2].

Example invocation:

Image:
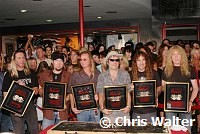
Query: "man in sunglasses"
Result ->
[[97, 51, 132, 123]]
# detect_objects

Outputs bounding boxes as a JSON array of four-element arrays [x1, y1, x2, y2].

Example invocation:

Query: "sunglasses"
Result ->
[[109, 59, 120, 62]]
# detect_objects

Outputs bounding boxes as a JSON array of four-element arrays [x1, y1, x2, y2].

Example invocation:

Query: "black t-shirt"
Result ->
[[132, 70, 161, 114], [137, 70, 161, 87], [162, 66, 196, 83], [2, 70, 38, 92]]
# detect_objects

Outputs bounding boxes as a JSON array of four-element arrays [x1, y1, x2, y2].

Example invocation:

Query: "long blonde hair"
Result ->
[[10, 50, 31, 78], [190, 48, 200, 70], [79, 51, 96, 78], [165, 45, 190, 78], [120, 55, 129, 71]]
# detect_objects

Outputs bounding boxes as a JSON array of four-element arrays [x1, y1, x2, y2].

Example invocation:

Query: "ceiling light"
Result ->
[[74, 33, 78, 34], [105, 11, 117, 14], [5, 18, 16, 21], [93, 32, 98, 33], [97, 16, 102, 19], [131, 30, 135, 31], [37, 35, 41, 36], [46, 19, 52, 22], [112, 31, 116, 32], [55, 34, 59, 35], [19, 36, 23, 38], [20, 10, 27, 13]]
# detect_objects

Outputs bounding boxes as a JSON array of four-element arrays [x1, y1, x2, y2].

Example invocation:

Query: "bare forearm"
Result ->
[[70, 94, 75, 108], [127, 92, 131, 106], [190, 80, 199, 102], [99, 93, 105, 109]]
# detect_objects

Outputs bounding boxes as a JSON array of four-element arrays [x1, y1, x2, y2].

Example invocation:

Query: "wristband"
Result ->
[[126, 106, 131, 110]]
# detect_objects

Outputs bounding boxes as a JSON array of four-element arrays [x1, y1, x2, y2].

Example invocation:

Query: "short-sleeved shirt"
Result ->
[[96, 69, 131, 122], [96, 69, 131, 94], [2, 70, 38, 92], [162, 66, 196, 83], [67, 69, 100, 94], [132, 70, 161, 114]]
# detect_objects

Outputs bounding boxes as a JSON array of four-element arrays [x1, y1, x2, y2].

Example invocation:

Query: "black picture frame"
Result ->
[[164, 82, 189, 112], [72, 83, 97, 110], [43, 82, 66, 110], [1, 81, 35, 117], [133, 80, 156, 107], [104, 85, 127, 110]]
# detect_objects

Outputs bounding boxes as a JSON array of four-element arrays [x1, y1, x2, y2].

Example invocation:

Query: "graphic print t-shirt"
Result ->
[[2, 70, 38, 92]]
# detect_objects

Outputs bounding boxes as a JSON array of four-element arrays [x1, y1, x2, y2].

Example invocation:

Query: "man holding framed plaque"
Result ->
[[97, 51, 131, 123], [2, 50, 39, 134], [38, 52, 71, 130], [162, 45, 198, 133], [67, 51, 100, 122], [131, 51, 161, 122]]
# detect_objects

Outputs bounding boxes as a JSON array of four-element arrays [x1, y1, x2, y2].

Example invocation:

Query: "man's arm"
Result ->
[[25, 34, 32, 51]]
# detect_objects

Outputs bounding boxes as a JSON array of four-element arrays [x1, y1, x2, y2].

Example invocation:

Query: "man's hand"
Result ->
[[15, 113, 22, 117], [101, 108, 112, 115], [120, 106, 131, 113], [17, 80, 25, 86], [72, 107, 82, 114]]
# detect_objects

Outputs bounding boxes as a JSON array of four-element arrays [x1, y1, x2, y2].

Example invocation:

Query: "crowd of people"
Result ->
[[0, 34, 200, 134]]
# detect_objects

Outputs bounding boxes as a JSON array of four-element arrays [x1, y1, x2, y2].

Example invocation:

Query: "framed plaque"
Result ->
[[1, 81, 35, 117], [104, 85, 127, 110], [164, 82, 189, 112], [133, 80, 156, 107], [72, 83, 97, 110], [43, 82, 66, 110]]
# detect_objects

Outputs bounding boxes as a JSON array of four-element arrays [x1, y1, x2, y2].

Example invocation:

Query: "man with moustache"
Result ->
[[38, 51, 71, 130]]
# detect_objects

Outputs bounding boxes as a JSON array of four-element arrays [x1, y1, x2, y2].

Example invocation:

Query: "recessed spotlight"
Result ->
[[97, 16, 102, 19], [5, 18, 16, 21], [84, 6, 91, 7], [131, 30, 135, 31], [105, 11, 117, 14], [46, 19, 52, 22], [112, 31, 116, 32], [37, 35, 41, 36], [74, 33, 78, 34], [55, 34, 59, 35], [20, 10, 27, 13], [19, 36, 23, 38]]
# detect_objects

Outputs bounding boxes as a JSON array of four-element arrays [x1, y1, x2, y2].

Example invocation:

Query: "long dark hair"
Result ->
[[132, 51, 153, 80]]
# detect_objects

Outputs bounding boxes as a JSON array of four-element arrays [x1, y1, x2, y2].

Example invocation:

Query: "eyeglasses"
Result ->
[[109, 59, 120, 62]]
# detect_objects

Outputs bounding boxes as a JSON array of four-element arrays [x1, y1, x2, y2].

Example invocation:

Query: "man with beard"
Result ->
[[38, 51, 71, 130]]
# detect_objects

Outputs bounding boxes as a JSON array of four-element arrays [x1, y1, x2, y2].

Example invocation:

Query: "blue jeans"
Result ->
[[42, 112, 60, 130], [165, 112, 192, 133], [0, 97, 13, 132], [132, 111, 157, 123], [77, 109, 99, 122]]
